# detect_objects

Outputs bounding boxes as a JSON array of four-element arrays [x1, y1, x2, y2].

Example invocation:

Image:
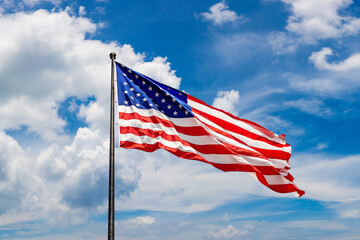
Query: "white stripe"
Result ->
[[194, 113, 291, 153], [120, 119, 223, 146], [264, 175, 292, 185], [119, 105, 291, 155], [118, 105, 198, 127], [119, 119, 178, 136], [121, 133, 275, 166], [188, 99, 287, 145], [119, 105, 290, 169], [200, 121, 264, 152], [269, 158, 291, 169]]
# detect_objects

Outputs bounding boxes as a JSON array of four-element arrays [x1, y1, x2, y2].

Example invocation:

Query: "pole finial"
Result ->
[[110, 52, 116, 60]]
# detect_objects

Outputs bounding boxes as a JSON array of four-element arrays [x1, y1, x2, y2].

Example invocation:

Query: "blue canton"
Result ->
[[116, 62, 193, 118]]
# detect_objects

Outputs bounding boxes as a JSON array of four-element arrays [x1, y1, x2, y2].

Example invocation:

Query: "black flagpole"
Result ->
[[108, 52, 116, 240]]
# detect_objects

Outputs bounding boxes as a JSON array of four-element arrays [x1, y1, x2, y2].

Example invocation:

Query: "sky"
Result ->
[[0, 0, 360, 239]]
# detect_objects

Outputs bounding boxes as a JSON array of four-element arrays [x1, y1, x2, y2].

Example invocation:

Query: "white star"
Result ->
[[178, 104, 182, 108], [167, 105, 172, 109], [128, 69, 132, 73], [136, 103, 140, 107], [143, 98, 147, 102], [156, 104, 159, 107], [123, 82, 128, 85], [161, 99, 166, 103], [142, 80, 145, 85], [172, 98, 176, 102], [136, 93, 141, 97], [161, 110, 164, 113], [185, 111, 188, 115], [148, 86, 153, 91], [123, 73, 127, 77], [135, 75, 139, 79], [149, 103, 153, 106], [130, 88, 134, 91], [155, 92, 159, 97], [124, 90, 128, 94], [165, 92, 170, 96], [179, 92, 182, 96], [124, 101, 128, 104], [130, 96, 134, 100], [173, 111, 178, 116]]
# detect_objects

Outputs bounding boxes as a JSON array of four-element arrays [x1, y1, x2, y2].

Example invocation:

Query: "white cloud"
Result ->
[[0, 7, 181, 230], [315, 143, 329, 150], [78, 6, 86, 16], [310, 47, 360, 72], [0, 0, 62, 11], [329, 201, 360, 219], [282, 0, 360, 42], [22, 0, 61, 7], [0, 131, 30, 215], [268, 31, 297, 54], [208, 225, 248, 239], [270, 0, 360, 53], [284, 220, 347, 231], [287, 73, 353, 96], [284, 98, 334, 117], [116, 150, 273, 213], [292, 154, 360, 201], [122, 216, 156, 228], [200, 1, 243, 26], [0, 9, 181, 140], [212, 90, 240, 115]]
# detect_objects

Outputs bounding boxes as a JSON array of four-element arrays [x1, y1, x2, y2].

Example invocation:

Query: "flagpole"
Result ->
[[108, 52, 116, 240]]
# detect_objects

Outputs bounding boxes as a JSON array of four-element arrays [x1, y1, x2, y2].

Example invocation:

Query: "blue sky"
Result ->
[[0, 0, 360, 239]]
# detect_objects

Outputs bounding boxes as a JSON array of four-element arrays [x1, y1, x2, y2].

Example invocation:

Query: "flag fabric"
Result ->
[[115, 62, 305, 197]]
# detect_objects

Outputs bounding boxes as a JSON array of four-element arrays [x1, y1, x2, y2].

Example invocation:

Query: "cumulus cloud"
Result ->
[[282, 0, 360, 42], [212, 90, 240, 115], [270, 0, 360, 53], [310, 47, 360, 72], [200, 1, 243, 26], [0, 9, 181, 140], [285, 47, 360, 96], [116, 150, 272, 213], [0, 7, 181, 229], [0, 131, 30, 215], [0, 127, 140, 228]]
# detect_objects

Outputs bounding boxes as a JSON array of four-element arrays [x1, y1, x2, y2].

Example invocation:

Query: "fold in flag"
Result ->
[[115, 62, 305, 197]]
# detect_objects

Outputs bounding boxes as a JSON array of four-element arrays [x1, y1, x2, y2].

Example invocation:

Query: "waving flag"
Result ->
[[115, 62, 304, 197]]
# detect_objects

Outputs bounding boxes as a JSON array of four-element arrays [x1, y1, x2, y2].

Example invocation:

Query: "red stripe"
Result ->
[[120, 140, 304, 196], [120, 126, 190, 147], [188, 95, 287, 141], [120, 141, 207, 163], [119, 112, 174, 128], [120, 112, 209, 136], [121, 126, 262, 158], [120, 111, 289, 161], [121, 127, 290, 176], [197, 115, 291, 161], [192, 108, 289, 149]]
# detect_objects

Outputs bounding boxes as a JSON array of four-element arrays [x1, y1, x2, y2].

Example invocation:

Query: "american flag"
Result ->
[[115, 62, 305, 197]]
